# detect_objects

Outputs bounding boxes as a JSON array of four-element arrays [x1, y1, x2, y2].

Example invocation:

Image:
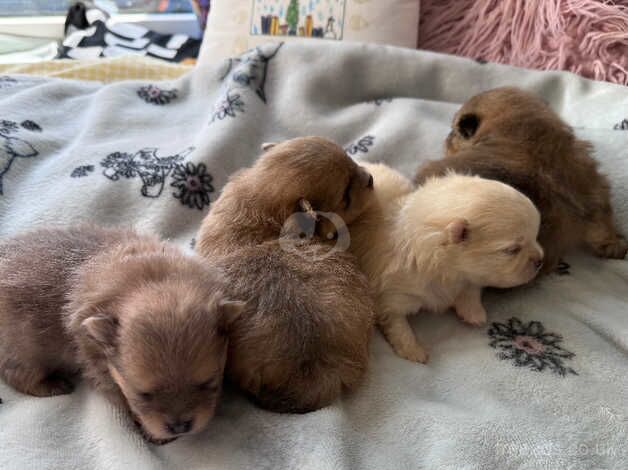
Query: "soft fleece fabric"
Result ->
[[0, 42, 627, 470]]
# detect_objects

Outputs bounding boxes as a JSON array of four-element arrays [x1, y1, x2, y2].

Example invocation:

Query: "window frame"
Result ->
[[0, 12, 201, 40]]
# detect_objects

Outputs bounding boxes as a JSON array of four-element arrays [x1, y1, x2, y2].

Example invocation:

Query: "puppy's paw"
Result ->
[[145, 435, 178, 446], [592, 237, 628, 260], [133, 419, 178, 446], [459, 309, 487, 327], [393, 343, 429, 364]]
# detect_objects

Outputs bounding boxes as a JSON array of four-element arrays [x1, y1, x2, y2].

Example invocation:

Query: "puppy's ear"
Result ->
[[446, 218, 469, 244], [261, 142, 277, 151], [217, 300, 246, 333], [457, 114, 480, 139], [281, 198, 319, 239], [82, 315, 119, 350]]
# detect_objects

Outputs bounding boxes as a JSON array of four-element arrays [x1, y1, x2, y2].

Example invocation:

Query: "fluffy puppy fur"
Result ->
[[350, 163, 543, 363], [416, 86, 627, 273], [197, 136, 376, 413], [0, 225, 243, 443]]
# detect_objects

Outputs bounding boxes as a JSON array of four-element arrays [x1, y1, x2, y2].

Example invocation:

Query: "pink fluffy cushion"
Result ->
[[418, 0, 628, 85]]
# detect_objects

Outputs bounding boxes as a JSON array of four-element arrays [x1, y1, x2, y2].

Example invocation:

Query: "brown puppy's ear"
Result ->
[[297, 198, 318, 221], [217, 300, 246, 333], [281, 198, 319, 239], [82, 315, 119, 350], [457, 114, 480, 139], [446, 218, 470, 244], [261, 142, 277, 151]]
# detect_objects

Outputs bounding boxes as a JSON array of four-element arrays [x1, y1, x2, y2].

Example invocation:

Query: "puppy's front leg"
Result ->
[[454, 287, 487, 326], [378, 313, 428, 363]]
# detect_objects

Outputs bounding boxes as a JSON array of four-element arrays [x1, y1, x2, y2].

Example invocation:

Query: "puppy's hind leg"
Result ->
[[378, 313, 428, 364], [584, 213, 628, 260], [0, 358, 74, 397]]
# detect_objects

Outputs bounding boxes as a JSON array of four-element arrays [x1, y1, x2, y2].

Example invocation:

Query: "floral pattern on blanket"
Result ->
[[210, 43, 283, 124], [488, 317, 578, 376], [613, 119, 628, 130], [345, 135, 375, 155], [0, 119, 43, 195], [0, 77, 18, 89], [72, 147, 214, 210], [137, 85, 178, 105]]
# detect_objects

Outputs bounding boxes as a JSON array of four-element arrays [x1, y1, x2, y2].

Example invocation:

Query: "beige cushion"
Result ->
[[199, 0, 420, 63]]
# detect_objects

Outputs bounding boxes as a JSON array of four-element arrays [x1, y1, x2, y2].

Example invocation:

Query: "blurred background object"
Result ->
[[0, 1, 193, 16]]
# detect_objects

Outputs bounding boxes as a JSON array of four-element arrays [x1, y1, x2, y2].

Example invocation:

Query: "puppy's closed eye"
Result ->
[[503, 245, 522, 256], [139, 392, 154, 401], [197, 379, 218, 392], [343, 181, 352, 209]]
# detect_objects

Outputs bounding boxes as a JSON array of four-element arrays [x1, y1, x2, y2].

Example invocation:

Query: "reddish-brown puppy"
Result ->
[[0, 225, 243, 444], [416, 87, 627, 273], [197, 136, 376, 413]]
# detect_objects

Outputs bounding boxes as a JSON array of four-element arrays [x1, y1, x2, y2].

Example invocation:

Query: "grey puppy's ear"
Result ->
[[261, 142, 277, 151], [82, 315, 119, 349]]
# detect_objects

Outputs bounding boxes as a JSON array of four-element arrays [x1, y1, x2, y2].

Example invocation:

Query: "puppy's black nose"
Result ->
[[167, 419, 193, 435], [367, 174, 374, 188]]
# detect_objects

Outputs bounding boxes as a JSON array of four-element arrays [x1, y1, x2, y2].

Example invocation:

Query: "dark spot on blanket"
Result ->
[[20, 120, 42, 132], [368, 98, 393, 106], [0, 118, 42, 195], [137, 85, 178, 105], [556, 260, 570, 275], [189, 238, 196, 250], [170, 162, 214, 210], [613, 119, 628, 130], [488, 317, 578, 376], [475, 58, 488, 64], [345, 135, 375, 156], [71, 165, 94, 178]]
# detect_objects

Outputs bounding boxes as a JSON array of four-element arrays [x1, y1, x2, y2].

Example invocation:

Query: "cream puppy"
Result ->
[[349, 163, 544, 363]]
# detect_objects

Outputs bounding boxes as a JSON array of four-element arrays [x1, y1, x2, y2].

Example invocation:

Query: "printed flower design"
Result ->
[[0, 120, 19, 134], [488, 317, 578, 376], [369, 98, 393, 106], [20, 120, 42, 132], [0, 76, 17, 89], [613, 119, 628, 130], [100, 147, 191, 198], [137, 85, 178, 105], [101, 151, 139, 179], [71, 165, 94, 178], [170, 162, 214, 210], [0, 118, 41, 195], [345, 135, 375, 155], [211, 92, 245, 122]]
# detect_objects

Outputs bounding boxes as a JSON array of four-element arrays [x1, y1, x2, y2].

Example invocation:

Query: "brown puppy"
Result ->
[[0, 225, 243, 444], [415, 87, 627, 273], [197, 136, 376, 413]]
